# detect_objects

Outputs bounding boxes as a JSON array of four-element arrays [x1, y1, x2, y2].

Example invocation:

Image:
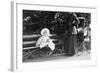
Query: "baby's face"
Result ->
[[43, 31, 47, 36]]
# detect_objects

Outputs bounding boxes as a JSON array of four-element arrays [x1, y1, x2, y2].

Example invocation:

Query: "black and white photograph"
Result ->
[[22, 10, 91, 62]]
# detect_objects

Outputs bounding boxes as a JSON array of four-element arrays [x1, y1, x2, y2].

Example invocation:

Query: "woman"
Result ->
[[36, 28, 55, 55], [64, 12, 79, 56]]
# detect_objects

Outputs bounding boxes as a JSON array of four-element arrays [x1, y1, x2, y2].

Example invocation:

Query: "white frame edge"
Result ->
[[11, 1, 17, 71]]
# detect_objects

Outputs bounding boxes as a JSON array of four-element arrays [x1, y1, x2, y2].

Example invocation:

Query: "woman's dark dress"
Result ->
[[64, 13, 78, 56], [64, 28, 75, 56]]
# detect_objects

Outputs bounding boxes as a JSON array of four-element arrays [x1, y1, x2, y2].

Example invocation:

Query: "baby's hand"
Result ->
[[47, 39, 50, 42]]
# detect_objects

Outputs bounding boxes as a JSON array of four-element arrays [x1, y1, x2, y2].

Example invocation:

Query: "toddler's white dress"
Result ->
[[36, 36, 55, 51]]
